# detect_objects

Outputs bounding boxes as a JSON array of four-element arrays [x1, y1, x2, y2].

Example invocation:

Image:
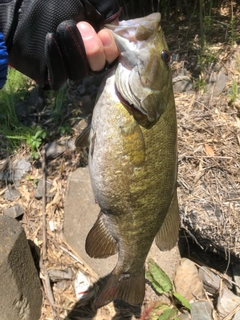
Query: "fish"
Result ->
[[76, 12, 179, 308]]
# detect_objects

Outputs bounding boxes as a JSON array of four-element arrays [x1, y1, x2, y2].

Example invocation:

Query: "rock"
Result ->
[[198, 266, 220, 295], [45, 141, 65, 159], [0, 158, 8, 171], [217, 287, 240, 317], [233, 311, 240, 320], [0, 171, 9, 181], [15, 101, 32, 121], [35, 179, 55, 200], [190, 300, 213, 320], [3, 204, 24, 219], [178, 311, 191, 319], [28, 87, 44, 112], [12, 158, 31, 182], [64, 167, 181, 279], [174, 258, 204, 302], [4, 185, 21, 201], [48, 268, 73, 282], [212, 72, 227, 96], [232, 264, 240, 296], [173, 75, 193, 93], [64, 167, 117, 278], [0, 216, 42, 320]]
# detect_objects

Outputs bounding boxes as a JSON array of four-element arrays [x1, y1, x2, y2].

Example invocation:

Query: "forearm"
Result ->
[[0, 32, 8, 89]]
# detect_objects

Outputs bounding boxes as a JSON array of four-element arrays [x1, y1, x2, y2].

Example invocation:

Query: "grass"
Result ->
[[0, 68, 68, 159], [0, 68, 37, 154]]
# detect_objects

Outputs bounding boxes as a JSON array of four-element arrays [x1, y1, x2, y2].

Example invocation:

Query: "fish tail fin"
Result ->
[[96, 268, 145, 308]]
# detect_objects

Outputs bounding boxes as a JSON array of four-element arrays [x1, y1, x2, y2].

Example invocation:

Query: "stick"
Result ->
[[42, 147, 47, 260]]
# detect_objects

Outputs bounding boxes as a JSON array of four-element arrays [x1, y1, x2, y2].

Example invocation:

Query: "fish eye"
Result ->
[[161, 50, 170, 63]]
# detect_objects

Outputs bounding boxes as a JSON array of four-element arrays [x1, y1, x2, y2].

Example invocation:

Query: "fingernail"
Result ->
[[77, 22, 95, 39]]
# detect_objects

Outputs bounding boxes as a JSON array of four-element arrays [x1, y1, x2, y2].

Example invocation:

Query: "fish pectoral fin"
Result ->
[[85, 211, 118, 258], [75, 124, 91, 148], [96, 269, 145, 307], [155, 189, 180, 251]]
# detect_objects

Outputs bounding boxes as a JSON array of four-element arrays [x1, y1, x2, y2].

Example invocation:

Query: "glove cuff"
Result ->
[[0, 32, 8, 88]]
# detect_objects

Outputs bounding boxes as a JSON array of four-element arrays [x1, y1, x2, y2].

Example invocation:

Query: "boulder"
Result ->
[[0, 216, 42, 320]]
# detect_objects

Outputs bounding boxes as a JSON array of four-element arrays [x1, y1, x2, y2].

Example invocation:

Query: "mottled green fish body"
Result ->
[[84, 13, 179, 307]]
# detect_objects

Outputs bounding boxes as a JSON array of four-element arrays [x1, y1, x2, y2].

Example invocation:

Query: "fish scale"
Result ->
[[77, 12, 179, 308]]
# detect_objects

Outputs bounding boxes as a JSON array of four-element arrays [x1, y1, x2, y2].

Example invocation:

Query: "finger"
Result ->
[[98, 29, 119, 64], [77, 22, 105, 71]]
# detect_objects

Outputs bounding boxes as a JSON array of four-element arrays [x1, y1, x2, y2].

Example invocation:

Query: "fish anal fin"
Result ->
[[85, 211, 118, 258], [96, 268, 145, 308], [155, 189, 179, 251]]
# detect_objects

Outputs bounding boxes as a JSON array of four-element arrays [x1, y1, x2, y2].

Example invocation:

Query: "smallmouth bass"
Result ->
[[77, 12, 179, 308]]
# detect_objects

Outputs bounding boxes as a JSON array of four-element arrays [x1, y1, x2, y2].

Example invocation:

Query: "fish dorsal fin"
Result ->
[[155, 189, 179, 251], [75, 124, 91, 148], [85, 211, 118, 258]]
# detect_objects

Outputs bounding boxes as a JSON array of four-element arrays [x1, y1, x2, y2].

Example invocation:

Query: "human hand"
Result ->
[[77, 21, 119, 73], [0, 0, 120, 90]]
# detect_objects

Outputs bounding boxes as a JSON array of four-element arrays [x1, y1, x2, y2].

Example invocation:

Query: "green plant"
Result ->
[[144, 259, 191, 319], [48, 84, 68, 123], [229, 79, 239, 107], [229, 15, 240, 45], [26, 129, 48, 159]]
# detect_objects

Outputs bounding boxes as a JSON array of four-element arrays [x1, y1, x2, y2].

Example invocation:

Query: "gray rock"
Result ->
[[64, 167, 117, 277], [12, 158, 31, 182], [173, 76, 193, 93], [178, 311, 191, 320], [0, 170, 9, 181], [174, 258, 204, 302], [35, 179, 55, 200], [48, 268, 73, 282], [4, 185, 21, 201], [0, 158, 8, 171], [0, 215, 42, 320], [232, 264, 240, 296], [199, 266, 220, 295], [212, 73, 227, 96], [64, 167, 180, 279], [28, 87, 44, 112], [3, 204, 24, 219], [217, 287, 240, 317], [190, 300, 213, 320], [15, 101, 32, 121], [233, 310, 240, 320], [45, 141, 65, 159]]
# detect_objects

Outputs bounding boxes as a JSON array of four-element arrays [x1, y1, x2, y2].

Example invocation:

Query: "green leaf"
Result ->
[[158, 307, 178, 320], [146, 272, 165, 294], [147, 259, 173, 293], [173, 292, 191, 311]]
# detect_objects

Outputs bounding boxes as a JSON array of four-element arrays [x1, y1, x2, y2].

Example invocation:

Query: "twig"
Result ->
[[42, 147, 47, 260], [195, 262, 240, 290], [40, 147, 57, 319], [40, 258, 58, 319], [59, 245, 84, 265], [222, 304, 240, 320]]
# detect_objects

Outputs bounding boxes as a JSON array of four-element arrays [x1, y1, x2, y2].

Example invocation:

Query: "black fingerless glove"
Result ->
[[0, 0, 120, 90]]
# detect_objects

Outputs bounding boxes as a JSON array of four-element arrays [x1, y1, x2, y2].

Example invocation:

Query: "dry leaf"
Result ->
[[204, 144, 215, 157]]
